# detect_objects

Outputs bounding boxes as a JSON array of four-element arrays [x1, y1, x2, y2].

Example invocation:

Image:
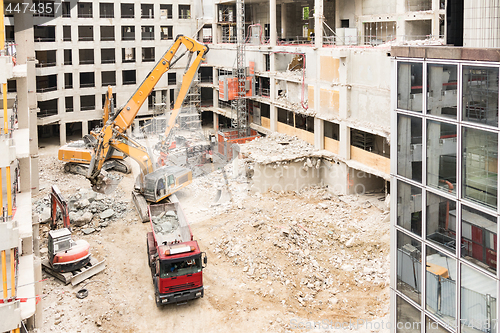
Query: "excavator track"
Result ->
[[64, 159, 131, 176]]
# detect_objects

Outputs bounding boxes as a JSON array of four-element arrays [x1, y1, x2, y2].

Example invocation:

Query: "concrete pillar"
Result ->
[[213, 2, 219, 44], [270, 0, 277, 46], [432, 0, 441, 37], [281, 4, 287, 39], [339, 124, 350, 159], [213, 112, 219, 131], [335, 0, 341, 29], [314, 118, 324, 150], [314, 0, 324, 48], [60, 121, 67, 146], [270, 105, 277, 132], [82, 121, 89, 136]]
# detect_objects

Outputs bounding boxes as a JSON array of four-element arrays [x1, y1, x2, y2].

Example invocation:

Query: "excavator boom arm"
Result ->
[[112, 35, 208, 133]]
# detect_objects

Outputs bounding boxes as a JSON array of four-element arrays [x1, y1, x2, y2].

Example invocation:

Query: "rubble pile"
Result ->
[[34, 188, 131, 235], [240, 133, 318, 165], [152, 211, 180, 234], [209, 186, 390, 315]]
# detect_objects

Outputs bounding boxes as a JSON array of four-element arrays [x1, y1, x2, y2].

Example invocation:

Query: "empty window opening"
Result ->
[[341, 19, 349, 28], [100, 26, 114, 41], [160, 26, 173, 40], [199, 67, 213, 83], [62, 2, 70, 17], [351, 128, 389, 157], [78, 2, 92, 18], [80, 72, 95, 88], [7, 80, 16, 93], [78, 26, 93, 41], [168, 73, 176, 85], [101, 71, 116, 86], [261, 103, 270, 118], [141, 26, 154, 40], [256, 76, 270, 97], [37, 99, 58, 117], [80, 95, 95, 111], [405, 20, 432, 41], [141, 4, 153, 18], [324, 121, 339, 140], [122, 48, 136, 63], [34, 25, 55, 42], [79, 49, 94, 65], [64, 73, 72, 89], [100, 3, 114, 18], [160, 4, 172, 19], [65, 96, 73, 112], [277, 108, 294, 126], [63, 26, 71, 41], [142, 47, 155, 62], [121, 3, 134, 18], [36, 50, 56, 67], [5, 26, 14, 42], [122, 26, 135, 41], [66, 122, 82, 138], [101, 49, 115, 64], [122, 70, 136, 85], [264, 54, 270, 71], [201, 87, 213, 107], [63, 49, 72, 65], [178, 5, 191, 19], [407, 0, 431, 11], [170, 89, 175, 105], [36, 74, 57, 93]]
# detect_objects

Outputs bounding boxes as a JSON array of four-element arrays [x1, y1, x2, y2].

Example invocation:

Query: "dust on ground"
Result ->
[[33, 136, 390, 333]]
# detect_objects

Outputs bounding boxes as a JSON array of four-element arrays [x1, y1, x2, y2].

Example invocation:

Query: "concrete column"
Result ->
[[213, 112, 219, 131], [60, 121, 67, 146], [314, 118, 324, 150], [314, 0, 324, 48], [431, 0, 441, 37], [270, 0, 277, 46], [270, 105, 277, 132], [335, 0, 340, 29], [82, 121, 89, 136], [339, 124, 350, 159], [212, 2, 218, 44], [280, 4, 287, 39]]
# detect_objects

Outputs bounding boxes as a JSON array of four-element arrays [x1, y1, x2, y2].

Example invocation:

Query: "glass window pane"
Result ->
[[462, 66, 499, 127], [425, 317, 453, 333], [397, 295, 422, 333], [425, 246, 456, 327], [426, 192, 457, 253], [462, 127, 498, 209], [398, 114, 423, 182], [461, 205, 497, 274], [398, 181, 422, 236], [397, 231, 422, 304], [398, 62, 423, 112], [427, 63, 458, 118], [460, 264, 497, 333], [427, 120, 457, 194]]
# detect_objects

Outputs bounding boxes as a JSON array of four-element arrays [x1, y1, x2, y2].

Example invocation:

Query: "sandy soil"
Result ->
[[33, 137, 390, 333]]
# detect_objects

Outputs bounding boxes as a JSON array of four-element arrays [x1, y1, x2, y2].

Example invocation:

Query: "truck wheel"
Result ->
[[147, 240, 151, 267], [155, 293, 162, 308]]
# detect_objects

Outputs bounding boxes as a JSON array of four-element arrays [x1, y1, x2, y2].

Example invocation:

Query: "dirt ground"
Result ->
[[33, 137, 390, 333]]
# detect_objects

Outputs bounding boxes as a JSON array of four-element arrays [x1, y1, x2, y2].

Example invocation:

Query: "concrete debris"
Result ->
[[99, 209, 115, 219], [82, 228, 96, 235]]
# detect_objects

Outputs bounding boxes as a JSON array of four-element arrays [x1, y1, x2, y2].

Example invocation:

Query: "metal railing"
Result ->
[[122, 36, 135, 41], [78, 36, 93, 41], [77, 13, 93, 18], [79, 60, 94, 65], [80, 105, 96, 111], [101, 59, 115, 64], [100, 14, 114, 18], [123, 80, 136, 85], [34, 37, 56, 42], [101, 36, 115, 41], [142, 57, 155, 62], [37, 109, 58, 117], [36, 62, 57, 68], [80, 82, 95, 88]]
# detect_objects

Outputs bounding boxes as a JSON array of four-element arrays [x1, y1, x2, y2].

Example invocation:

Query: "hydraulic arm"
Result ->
[[87, 35, 209, 194]]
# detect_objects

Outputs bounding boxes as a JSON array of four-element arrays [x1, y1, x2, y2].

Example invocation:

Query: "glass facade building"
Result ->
[[392, 54, 500, 333]]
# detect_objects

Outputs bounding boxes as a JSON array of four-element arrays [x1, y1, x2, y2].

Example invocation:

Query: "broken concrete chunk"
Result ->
[[82, 228, 96, 235], [74, 212, 93, 226], [39, 207, 52, 224], [99, 209, 115, 219]]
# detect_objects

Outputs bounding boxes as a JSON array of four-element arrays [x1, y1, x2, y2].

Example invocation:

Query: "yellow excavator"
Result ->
[[58, 87, 131, 175], [82, 35, 208, 221]]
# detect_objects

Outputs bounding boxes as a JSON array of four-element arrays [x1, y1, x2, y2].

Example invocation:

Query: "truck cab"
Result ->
[[146, 202, 207, 306]]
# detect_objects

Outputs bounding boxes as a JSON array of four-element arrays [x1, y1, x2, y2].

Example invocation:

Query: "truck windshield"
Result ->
[[160, 255, 202, 278]]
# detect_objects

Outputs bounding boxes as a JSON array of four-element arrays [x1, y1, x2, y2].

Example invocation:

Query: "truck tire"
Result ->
[[155, 293, 162, 308]]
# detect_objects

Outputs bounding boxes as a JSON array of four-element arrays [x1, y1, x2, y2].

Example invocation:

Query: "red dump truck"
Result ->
[[146, 196, 207, 306]]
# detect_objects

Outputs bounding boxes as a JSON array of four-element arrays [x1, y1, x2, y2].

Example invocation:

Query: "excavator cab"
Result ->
[[142, 166, 192, 202]]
